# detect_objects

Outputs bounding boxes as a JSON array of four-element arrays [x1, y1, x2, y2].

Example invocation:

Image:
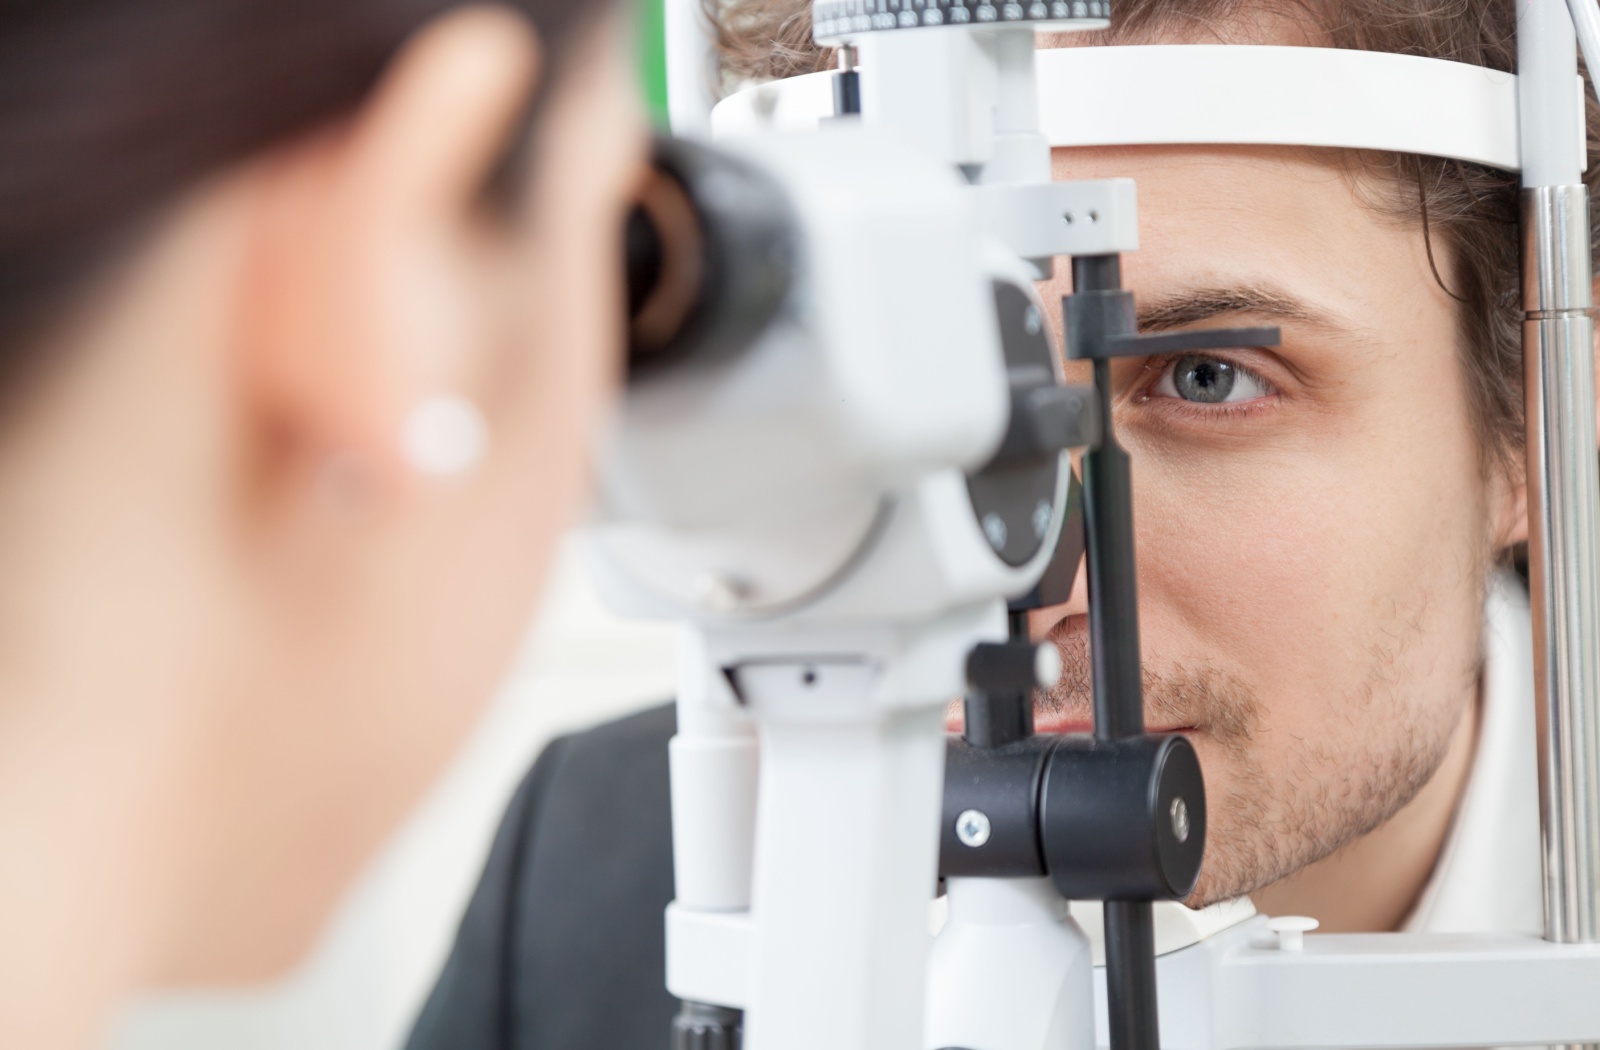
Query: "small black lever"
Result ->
[[1062, 286, 1281, 361]]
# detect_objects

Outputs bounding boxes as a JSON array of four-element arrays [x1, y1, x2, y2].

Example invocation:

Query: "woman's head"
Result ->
[[0, 0, 644, 1026]]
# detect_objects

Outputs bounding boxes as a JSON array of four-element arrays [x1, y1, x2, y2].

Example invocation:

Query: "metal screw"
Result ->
[[955, 809, 992, 848], [1061, 210, 1076, 225], [1170, 796, 1191, 843], [1088, 209, 1100, 223], [1031, 498, 1052, 540], [982, 512, 1008, 551]]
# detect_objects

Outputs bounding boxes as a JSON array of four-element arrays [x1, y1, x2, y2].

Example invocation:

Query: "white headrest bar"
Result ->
[[713, 44, 1590, 173], [1037, 46, 1527, 170]]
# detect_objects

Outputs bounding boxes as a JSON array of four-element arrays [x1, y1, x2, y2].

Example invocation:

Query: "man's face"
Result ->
[[1022, 142, 1520, 906]]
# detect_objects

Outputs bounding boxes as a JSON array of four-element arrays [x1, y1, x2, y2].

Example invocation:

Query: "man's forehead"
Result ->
[[1040, 140, 1442, 351]]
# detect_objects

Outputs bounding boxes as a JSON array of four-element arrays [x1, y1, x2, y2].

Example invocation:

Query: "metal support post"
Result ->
[[1519, 0, 1600, 948]]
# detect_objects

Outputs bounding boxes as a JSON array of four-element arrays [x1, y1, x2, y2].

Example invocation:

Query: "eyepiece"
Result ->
[[623, 137, 798, 379], [627, 167, 704, 363]]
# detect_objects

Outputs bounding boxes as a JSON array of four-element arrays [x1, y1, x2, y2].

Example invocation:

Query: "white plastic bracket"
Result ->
[[976, 179, 1138, 258]]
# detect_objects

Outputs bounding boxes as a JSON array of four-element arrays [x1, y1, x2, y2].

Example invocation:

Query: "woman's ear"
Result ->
[[237, 4, 542, 504]]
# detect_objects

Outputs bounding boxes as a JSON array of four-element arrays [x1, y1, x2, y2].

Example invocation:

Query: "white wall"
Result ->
[[108, 537, 678, 1050]]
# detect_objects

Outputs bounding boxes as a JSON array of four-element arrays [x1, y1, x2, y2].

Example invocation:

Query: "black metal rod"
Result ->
[[1071, 254, 1160, 1050], [1074, 257, 1145, 744], [1103, 900, 1160, 1050]]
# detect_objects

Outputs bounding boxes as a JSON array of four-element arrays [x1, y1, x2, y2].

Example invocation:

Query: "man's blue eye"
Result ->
[[1176, 356, 1234, 402], [1151, 353, 1271, 405]]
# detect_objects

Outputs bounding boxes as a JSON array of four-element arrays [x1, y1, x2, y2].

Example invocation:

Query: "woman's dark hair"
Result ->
[[0, 0, 599, 388]]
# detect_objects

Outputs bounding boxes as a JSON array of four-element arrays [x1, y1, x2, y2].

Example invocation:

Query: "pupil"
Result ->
[[1174, 356, 1235, 403]]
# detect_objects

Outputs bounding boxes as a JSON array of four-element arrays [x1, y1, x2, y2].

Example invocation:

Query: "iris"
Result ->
[[1173, 355, 1235, 403]]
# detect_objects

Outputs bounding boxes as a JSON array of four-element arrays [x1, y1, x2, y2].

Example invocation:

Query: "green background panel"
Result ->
[[637, 0, 671, 127]]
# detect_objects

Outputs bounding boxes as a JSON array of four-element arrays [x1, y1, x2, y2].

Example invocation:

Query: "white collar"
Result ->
[[1403, 569, 1544, 934]]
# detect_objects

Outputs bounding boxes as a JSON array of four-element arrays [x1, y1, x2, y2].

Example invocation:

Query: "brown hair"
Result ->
[[0, 0, 601, 394], [707, 0, 1600, 475]]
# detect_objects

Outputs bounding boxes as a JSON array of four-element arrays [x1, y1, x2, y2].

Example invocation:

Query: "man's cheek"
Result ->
[[1133, 460, 1342, 665], [1180, 729, 1268, 877], [1127, 449, 1387, 772], [1182, 731, 1238, 791]]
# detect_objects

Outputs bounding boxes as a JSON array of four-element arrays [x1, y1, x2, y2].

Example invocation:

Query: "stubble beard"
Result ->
[[1037, 615, 1463, 907]]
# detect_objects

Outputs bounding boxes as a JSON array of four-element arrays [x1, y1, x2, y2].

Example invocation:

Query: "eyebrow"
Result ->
[[1133, 285, 1352, 335]]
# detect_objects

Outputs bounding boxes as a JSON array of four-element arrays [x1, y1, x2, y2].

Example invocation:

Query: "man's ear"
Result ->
[[238, 4, 541, 500], [1494, 464, 1530, 552]]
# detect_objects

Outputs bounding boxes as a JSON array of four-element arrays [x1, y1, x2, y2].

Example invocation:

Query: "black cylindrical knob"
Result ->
[[994, 383, 1099, 460], [962, 692, 1034, 749], [940, 736, 1055, 878], [672, 1001, 742, 1050], [966, 641, 1062, 695], [1038, 734, 1206, 900]]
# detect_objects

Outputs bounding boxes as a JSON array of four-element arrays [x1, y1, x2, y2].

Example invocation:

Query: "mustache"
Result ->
[[1036, 614, 1262, 751]]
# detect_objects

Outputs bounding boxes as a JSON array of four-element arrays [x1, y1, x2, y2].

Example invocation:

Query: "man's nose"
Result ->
[[1026, 554, 1089, 641]]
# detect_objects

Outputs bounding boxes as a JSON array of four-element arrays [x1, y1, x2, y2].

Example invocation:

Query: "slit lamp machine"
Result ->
[[586, 1, 1600, 1047]]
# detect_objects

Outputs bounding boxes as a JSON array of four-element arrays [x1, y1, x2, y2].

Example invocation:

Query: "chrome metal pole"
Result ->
[[1520, 0, 1600, 946]]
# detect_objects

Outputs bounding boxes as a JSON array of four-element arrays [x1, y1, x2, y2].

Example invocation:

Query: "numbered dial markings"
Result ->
[[812, 0, 1111, 40]]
